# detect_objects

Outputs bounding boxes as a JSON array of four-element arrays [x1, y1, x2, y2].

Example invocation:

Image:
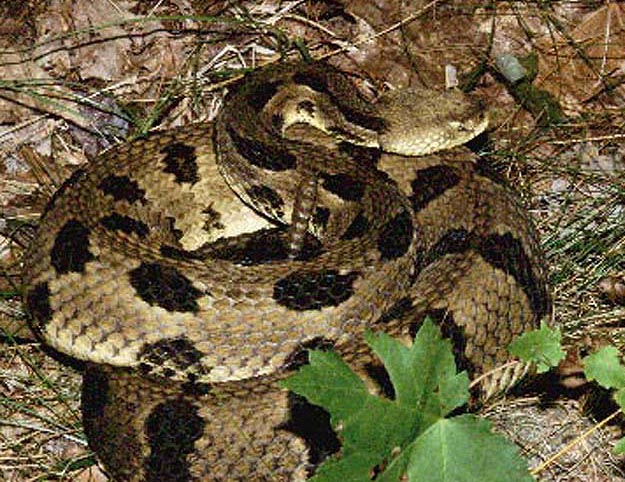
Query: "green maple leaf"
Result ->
[[378, 415, 533, 482], [281, 319, 533, 482], [508, 321, 565, 373], [584, 346, 625, 389]]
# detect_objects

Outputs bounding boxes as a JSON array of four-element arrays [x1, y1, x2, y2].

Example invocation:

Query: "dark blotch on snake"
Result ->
[[474, 157, 507, 185], [246, 184, 286, 219], [429, 228, 472, 260], [129, 262, 204, 313], [25, 282, 52, 330], [100, 213, 149, 238], [429, 229, 549, 316], [282, 393, 340, 469], [81, 367, 109, 421], [284, 337, 335, 371], [293, 71, 329, 96], [320, 173, 365, 201], [160, 245, 204, 262], [226, 125, 296, 171], [377, 297, 414, 325], [98, 174, 147, 204], [409, 165, 461, 212], [210, 227, 322, 265], [145, 400, 204, 482], [247, 80, 279, 111], [377, 210, 413, 260], [161, 143, 199, 185], [340, 211, 371, 240], [51, 219, 95, 274], [273, 270, 359, 311], [479, 233, 549, 316], [312, 207, 330, 229], [338, 142, 381, 169]]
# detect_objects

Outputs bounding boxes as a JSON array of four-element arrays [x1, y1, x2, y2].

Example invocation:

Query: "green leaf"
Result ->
[[365, 325, 469, 424], [584, 346, 625, 389], [614, 437, 625, 455], [281, 349, 407, 481], [282, 319, 470, 480], [282, 319, 532, 482], [508, 321, 565, 373], [378, 415, 534, 482]]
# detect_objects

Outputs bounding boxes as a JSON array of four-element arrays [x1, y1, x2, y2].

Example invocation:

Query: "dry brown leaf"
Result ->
[[537, 3, 625, 114]]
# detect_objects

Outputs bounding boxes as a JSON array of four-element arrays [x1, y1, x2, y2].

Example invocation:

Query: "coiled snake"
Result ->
[[21, 61, 550, 481]]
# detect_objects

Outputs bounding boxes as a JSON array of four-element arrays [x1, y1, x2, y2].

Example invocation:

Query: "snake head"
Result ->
[[376, 87, 489, 156]]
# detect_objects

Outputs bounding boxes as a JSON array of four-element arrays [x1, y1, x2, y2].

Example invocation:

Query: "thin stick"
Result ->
[[531, 409, 622, 476]]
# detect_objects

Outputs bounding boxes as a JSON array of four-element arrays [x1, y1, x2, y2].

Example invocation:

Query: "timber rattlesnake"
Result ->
[[22, 61, 550, 481]]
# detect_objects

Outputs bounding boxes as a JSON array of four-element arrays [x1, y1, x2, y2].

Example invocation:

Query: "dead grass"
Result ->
[[1, 0, 625, 480]]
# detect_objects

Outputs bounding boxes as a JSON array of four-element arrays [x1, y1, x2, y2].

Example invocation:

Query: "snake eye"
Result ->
[[297, 100, 315, 117]]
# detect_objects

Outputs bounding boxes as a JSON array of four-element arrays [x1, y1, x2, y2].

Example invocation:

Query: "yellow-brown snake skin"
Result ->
[[22, 61, 550, 481]]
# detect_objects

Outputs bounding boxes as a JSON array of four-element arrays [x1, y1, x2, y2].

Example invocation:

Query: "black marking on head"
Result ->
[[409, 165, 461, 212], [247, 80, 280, 111], [145, 399, 204, 482], [292, 70, 385, 132], [246, 184, 286, 219], [161, 143, 199, 185], [100, 213, 149, 238], [478, 233, 550, 316], [25, 282, 52, 331], [273, 269, 359, 311], [226, 125, 296, 171], [320, 173, 365, 201], [129, 262, 203, 313], [139, 337, 206, 379], [51, 220, 95, 274], [98, 174, 147, 204], [377, 210, 413, 260], [340, 211, 371, 240], [42, 168, 87, 218], [81, 367, 109, 421], [281, 392, 340, 468], [298, 100, 315, 116], [201, 205, 225, 233], [210, 228, 322, 265]]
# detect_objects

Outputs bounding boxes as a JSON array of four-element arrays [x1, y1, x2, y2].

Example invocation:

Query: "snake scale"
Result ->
[[21, 61, 550, 481]]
